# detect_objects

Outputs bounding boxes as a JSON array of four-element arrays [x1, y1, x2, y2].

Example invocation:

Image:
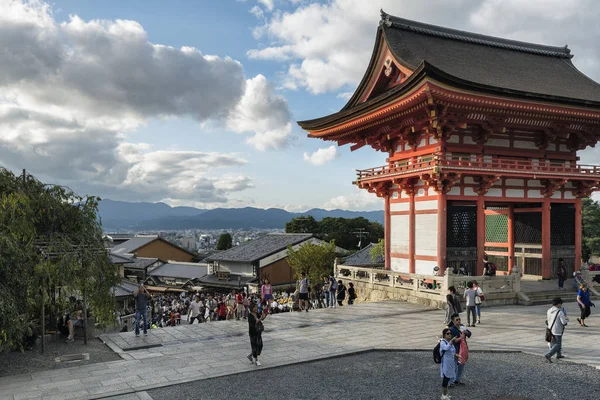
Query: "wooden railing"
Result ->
[[356, 154, 600, 182]]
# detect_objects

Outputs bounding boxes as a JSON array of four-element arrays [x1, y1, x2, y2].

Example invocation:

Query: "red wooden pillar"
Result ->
[[542, 197, 551, 279], [508, 204, 515, 273], [384, 194, 391, 270], [437, 193, 447, 274], [575, 198, 582, 271], [409, 192, 416, 273], [476, 195, 485, 276]]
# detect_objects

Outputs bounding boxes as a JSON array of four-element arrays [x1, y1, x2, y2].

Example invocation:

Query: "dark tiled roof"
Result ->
[[343, 243, 384, 266], [196, 273, 258, 289], [124, 257, 160, 270], [109, 253, 134, 265], [112, 279, 139, 298], [205, 234, 313, 263], [380, 14, 600, 105], [110, 236, 157, 255], [148, 262, 208, 279]]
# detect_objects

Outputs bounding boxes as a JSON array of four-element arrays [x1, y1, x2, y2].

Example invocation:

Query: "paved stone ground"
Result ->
[[0, 300, 598, 400], [148, 351, 600, 400]]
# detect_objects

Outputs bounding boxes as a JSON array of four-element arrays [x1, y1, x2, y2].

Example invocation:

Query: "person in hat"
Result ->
[[545, 297, 568, 363]]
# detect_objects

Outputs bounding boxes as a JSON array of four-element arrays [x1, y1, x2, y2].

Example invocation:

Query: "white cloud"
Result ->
[[248, 0, 600, 94], [336, 91, 353, 100], [258, 0, 274, 12], [0, 0, 292, 206], [324, 190, 383, 211], [303, 145, 337, 165], [227, 74, 292, 151]]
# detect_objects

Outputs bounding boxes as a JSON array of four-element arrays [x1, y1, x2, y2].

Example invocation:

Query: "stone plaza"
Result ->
[[0, 300, 598, 399]]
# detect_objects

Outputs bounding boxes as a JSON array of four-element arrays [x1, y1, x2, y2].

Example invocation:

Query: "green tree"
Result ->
[[318, 217, 384, 250], [216, 233, 233, 250], [370, 238, 385, 262], [0, 169, 120, 352], [285, 215, 319, 234], [582, 197, 600, 262], [286, 241, 337, 284]]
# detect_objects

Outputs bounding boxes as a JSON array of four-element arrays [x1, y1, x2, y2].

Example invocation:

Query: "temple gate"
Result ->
[[298, 12, 600, 278]]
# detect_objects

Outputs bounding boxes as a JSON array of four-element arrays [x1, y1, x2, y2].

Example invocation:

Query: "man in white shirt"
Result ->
[[188, 296, 203, 324]]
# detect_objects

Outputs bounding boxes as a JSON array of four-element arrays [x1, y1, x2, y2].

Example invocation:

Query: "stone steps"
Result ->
[[520, 289, 599, 306]]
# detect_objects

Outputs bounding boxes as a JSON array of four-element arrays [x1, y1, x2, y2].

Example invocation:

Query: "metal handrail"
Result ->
[[356, 155, 600, 181]]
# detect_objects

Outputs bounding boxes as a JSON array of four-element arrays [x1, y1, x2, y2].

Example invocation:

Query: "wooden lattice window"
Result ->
[[485, 208, 508, 243], [514, 212, 542, 244]]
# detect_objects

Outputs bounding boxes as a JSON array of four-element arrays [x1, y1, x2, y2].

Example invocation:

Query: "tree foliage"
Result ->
[[582, 197, 600, 262], [286, 241, 337, 285], [286, 216, 384, 250], [216, 233, 233, 250], [0, 169, 120, 352], [370, 238, 385, 263]]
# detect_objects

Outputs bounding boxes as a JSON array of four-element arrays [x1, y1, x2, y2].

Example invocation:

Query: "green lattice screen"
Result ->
[[485, 212, 508, 243]]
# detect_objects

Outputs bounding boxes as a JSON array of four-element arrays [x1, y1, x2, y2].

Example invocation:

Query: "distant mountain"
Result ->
[[98, 200, 383, 230], [98, 199, 206, 229]]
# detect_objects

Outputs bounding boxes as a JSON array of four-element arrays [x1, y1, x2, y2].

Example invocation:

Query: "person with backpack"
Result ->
[[482, 255, 496, 277], [438, 328, 458, 400], [472, 280, 484, 325], [329, 273, 338, 308], [447, 313, 471, 387], [545, 297, 568, 362]]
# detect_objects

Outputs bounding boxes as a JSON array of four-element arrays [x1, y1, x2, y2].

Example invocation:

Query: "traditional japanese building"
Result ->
[[298, 12, 600, 279]]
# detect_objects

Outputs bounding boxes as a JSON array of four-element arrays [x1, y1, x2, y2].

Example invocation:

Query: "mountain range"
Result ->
[[98, 199, 384, 230]]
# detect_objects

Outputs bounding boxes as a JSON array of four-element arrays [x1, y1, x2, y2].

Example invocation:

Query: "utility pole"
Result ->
[[352, 228, 369, 249]]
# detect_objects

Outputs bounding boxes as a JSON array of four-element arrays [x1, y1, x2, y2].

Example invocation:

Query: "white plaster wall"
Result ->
[[392, 191, 399, 199], [564, 192, 575, 199], [464, 136, 476, 145], [559, 144, 569, 152], [464, 177, 475, 184], [391, 202, 410, 212], [390, 257, 409, 273], [416, 188, 426, 197], [551, 192, 561, 199], [448, 135, 460, 143], [415, 213, 438, 257], [564, 182, 574, 189], [390, 215, 409, 254], [483, 155, 493, 163], [416, 260, 438, 275], [488, 138, 510, 147], [528, 190, 543, 198], [487, 188, 502, 197], [513, 140, 537, 149], [464, 187, 478, 196], [448, 187, 461, 196], [219, 261, 254, 276], [430, 138, 438, 145], [506, 189, 524, 198], [506, 179, 524, 186], [419, 138, 427, 147], [415, 200, 438, 211], [528, 180, 542, 187]]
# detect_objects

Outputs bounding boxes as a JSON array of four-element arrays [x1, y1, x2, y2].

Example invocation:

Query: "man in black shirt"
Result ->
[[134, 284, 150, 336]]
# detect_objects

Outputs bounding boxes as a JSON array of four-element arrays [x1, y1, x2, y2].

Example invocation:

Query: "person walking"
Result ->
[[261, 279, 273, 309], [576, 283, 595, 327], [557, 259, 568, 290], [472, 280, 483, 324], [448, 313, 471, 387], [444, 294, 458, 325], [347, 282, 356, 305], [329, 273, 338, 308], [322, 276, 330, 308], [188, 296, 203, 324], [247, 301, 267, 366], [134, 284, 150, 336], [545, 297, 568, 362], [298, 272, 310, 312], [336, 280, 346, 306], [439, 328, 458, 400], [447, 286, 463, 315], [463, 281, 478, 327]]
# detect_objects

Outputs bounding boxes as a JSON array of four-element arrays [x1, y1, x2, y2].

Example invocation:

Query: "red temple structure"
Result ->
[[298, 12, 600, 279]]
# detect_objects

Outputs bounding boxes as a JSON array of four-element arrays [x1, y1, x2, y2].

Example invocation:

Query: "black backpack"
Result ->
[[433, 341, 446, 364]]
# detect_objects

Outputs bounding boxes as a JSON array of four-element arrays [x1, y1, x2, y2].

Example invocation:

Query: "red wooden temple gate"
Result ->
[[298, 12, 600, 278]]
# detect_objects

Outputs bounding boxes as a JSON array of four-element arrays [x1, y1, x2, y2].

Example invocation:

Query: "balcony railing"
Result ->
[[356, 154, 600, 182]]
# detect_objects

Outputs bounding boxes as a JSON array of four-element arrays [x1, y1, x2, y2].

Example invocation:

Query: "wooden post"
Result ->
[[409, 192, 416, 273], [476, 196, 485, 276], [575, 198, 582, 270], [508, 204, 515, 273], [542, 198, 551, 279], [437, 193, 447, 274], [384, 195, 391, 270]]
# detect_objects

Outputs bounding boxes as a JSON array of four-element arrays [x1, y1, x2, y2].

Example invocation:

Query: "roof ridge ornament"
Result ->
[[379, 9, 391, 27]]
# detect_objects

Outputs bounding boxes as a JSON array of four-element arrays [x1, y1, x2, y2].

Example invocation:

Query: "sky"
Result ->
[[1, 0, 600, 212]]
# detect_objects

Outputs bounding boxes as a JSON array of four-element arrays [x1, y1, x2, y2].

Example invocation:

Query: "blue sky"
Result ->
[[1, 0, 599, 211]]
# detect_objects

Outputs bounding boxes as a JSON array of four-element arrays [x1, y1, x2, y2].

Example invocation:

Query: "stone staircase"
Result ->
[[519, 288, 599, 306]]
